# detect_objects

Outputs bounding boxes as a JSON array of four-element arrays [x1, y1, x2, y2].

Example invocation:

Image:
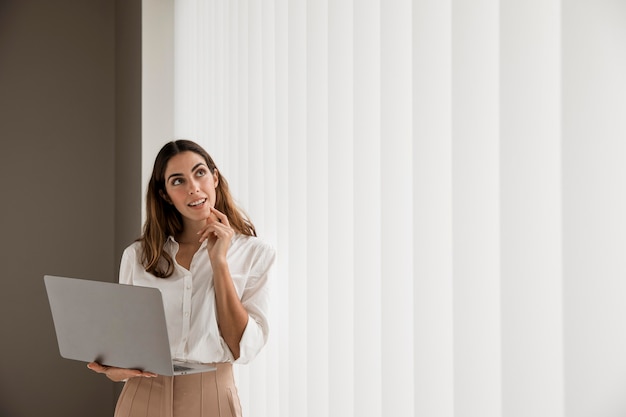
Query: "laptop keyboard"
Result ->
[[174, 364, 193, 372]]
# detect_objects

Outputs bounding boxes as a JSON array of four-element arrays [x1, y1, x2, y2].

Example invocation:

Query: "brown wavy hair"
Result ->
[[140, 139, 256, 278]]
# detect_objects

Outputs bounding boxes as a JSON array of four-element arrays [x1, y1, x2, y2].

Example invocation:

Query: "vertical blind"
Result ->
[[141, 0, 626, 416]]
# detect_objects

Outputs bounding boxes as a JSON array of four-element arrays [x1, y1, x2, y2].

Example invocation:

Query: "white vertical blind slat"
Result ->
[[260, 2, 279, 416], [563, 2, 626, 416], [243, 1, 266, 415], [203, 0, 212, 151], [501, 1, 563, 417], [227, 0, 238, 179], [305, 0, 329, 416], [236, 0, 249, 208], [273, 1, 290, 416], [452, 1, 501, 417], [214, 0, 226, 164], [174, 0, 192, 138], [413, 0, 454, 416], [380, 0, 414, 415], [352, 0, 382, 416], [328, 0, 354, 415], [287, 0, 308, 416]]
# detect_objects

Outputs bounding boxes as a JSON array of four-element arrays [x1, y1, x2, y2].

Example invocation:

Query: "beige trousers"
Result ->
[[114, 363, 242, 417]]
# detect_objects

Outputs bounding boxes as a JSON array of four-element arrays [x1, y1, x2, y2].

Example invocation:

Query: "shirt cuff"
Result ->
[[234, 314, 267, 364]]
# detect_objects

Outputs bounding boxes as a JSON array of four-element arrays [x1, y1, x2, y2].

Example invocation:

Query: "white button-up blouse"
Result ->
[[119, 233, 276, 365]]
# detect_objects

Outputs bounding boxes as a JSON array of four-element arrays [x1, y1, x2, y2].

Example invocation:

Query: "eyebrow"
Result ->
[[166, 162, 207, 182]]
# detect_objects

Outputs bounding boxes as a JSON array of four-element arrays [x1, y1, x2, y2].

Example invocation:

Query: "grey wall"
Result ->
[[0, 0, 141, 416]]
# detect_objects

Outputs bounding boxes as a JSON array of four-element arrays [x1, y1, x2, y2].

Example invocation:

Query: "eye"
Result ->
[[171, 177, 183, 186], [195, 168, 207, 177]]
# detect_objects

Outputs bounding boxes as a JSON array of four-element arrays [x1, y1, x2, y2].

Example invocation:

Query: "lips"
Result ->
[[188, 198, 207, 207]]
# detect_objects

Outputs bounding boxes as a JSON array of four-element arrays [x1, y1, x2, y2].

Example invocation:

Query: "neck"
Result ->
[[176, 212, 220, 243], [176, 219, 205, 244], [176, 237, 200, 245]]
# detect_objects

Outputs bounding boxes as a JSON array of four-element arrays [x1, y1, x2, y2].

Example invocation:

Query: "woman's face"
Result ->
[[162, 151, 219, 224]]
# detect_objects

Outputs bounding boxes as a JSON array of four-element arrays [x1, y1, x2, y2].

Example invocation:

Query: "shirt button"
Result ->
[[184, 312, 189, 317]]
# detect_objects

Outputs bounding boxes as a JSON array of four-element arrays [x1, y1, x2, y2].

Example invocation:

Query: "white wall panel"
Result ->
[[142, 0, 174, 221], [174, 0, 199, 140]]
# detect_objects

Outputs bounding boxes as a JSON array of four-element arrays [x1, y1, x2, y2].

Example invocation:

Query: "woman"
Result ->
[[88, 140, 276, 417]]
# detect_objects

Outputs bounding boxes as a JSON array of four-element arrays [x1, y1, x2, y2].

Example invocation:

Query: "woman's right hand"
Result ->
[[87, 362, 158, 382]]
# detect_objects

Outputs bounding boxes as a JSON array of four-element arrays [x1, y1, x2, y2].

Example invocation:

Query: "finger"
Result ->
[[87, 362, 108, 373], [201, 229, 230, 244], [88, 362, 156, 381], [197, 226, 217, 243], [198, 223, 231, 242], [108, 368, 156, 382], [114, 369, 146, 379], [196, 218, 220, 237]]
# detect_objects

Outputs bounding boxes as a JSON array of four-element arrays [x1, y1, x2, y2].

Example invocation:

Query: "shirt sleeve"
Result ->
[[118, 246, 136, 285], [234, 241, 276, 364]]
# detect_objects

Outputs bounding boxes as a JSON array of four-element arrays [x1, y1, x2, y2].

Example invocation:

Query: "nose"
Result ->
[[188, 178, 200, 194]]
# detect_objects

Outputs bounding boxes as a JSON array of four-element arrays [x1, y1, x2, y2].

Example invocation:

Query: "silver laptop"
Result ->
[[44, 275, 216, 376]]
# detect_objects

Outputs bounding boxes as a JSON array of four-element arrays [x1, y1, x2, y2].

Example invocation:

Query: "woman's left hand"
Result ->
[[198, 207, 234, 263], [87, 362, 157, 382]]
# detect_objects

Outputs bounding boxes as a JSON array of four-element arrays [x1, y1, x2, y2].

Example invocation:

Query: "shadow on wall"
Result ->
[[0, 0, 13, 50]]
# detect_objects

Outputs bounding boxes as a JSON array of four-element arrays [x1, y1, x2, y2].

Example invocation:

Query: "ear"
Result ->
[[159, 190, 172, 204], [212, 169, 219, 188]]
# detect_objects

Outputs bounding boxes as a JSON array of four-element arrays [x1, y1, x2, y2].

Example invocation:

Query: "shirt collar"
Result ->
[[166, 235, 209, 250]]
